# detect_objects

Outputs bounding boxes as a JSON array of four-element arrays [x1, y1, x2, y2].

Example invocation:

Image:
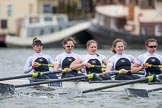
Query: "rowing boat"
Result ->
[[1, 78, 162, 92]]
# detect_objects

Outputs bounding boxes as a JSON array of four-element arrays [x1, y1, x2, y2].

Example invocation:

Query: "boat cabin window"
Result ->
[[29, 17, 39, 24], [95, 13, 101, 24], [155, 24, 161, 36], [42, 4, 53, 13], [110, 18, 115, 29], [138, 0, 154, 9], [57, 17, 65, 24], [50, 28, 54, 33], [99, 15, 104, 26], [7, 4, 13, 18], [40, 29, 44, 35], [141, 26, 146, 35], [1, 19, 7, 29], [44, 17, 53, 22]]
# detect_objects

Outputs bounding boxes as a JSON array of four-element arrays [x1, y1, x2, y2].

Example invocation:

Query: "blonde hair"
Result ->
[[111, 39, 127, 53], [86, 40, 97, 47]]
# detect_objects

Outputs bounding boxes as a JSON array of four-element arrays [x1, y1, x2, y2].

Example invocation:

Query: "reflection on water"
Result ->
[[0, 48, 162, 108]]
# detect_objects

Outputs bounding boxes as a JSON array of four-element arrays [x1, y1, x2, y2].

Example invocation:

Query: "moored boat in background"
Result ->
[[87, 0, 162, 48], [5, 14, 91, 48]]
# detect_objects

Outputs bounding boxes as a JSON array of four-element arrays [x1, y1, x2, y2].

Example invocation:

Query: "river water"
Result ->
[[0, 48, 162, 108]]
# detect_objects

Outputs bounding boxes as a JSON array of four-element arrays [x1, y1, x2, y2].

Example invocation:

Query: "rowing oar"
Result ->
[[81, 74, 162, 94], [104, 70, 144, 76], [90, 65, 106, 72], [125, 87, 162, 98], [0, 70, 66, 81], [104, 70, 131, 75], [148, 64, 162, 68], [35, 63, 54, 67], [0, 73, 97, 96], [91, 65, 106, 68]]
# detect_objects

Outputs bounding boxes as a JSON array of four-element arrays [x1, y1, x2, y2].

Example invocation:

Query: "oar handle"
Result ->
[[91, 65, 106, 68], [148, 64, 162, 68], [90, 65, 106, 72], [40, 64, 54, 67], [32, 70, 62, 78]]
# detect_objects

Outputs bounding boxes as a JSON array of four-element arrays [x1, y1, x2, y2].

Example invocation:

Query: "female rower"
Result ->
[[54, 37, 83, 78], [105, 38, 140, 80], [24, 37, 58, 82], [70, 40, 109, 80], [132, 38, 162, 77]]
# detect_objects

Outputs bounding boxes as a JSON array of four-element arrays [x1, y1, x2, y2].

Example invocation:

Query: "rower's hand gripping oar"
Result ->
[[81, 74, 161, 94], [33, 62, 54, 68], [0, 73, 98, 96]]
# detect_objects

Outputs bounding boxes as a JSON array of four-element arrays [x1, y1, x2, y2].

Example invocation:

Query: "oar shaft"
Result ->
[[83, 74, 162, 94], [15, 76, 87, 88], [82, 77, 147, 94], [105, 70, 144, 76], [147, 87, 162, 93], [0, 71, 61, 81], [104, 70, 131, 75], [0, 74, 32, 81]]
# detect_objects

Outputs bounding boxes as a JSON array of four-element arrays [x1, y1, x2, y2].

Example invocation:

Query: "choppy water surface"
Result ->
[[0, 48, 162, 108]]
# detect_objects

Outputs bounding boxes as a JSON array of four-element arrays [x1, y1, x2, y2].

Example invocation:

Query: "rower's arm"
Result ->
[[70, 58, 83, 70], [24, 57, 33, 73], [131, 63, 143, 73], [102, 58, 108, 65], [105, 65, 112, 73]]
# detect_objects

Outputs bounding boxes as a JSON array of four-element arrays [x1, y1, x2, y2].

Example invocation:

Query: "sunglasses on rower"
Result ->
[[147, 46, 157, 48], [66, 45, 74, 48]]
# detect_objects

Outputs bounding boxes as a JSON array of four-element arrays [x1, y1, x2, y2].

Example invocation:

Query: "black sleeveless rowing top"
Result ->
[[62, 57, 78, 77], [115, 58, 132, 75], [34, 57, 49, 72], [145, 57, 161, 76], [86, 59, 102, 74]]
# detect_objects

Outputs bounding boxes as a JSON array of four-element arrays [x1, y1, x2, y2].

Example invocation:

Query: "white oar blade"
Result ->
[[125, 88, 149, 97], [0, 83, 15, 96]]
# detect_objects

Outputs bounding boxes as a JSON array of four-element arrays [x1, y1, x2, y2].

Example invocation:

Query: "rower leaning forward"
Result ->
[[23, 37, 60, 86], [132, 38, 162, 77]]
